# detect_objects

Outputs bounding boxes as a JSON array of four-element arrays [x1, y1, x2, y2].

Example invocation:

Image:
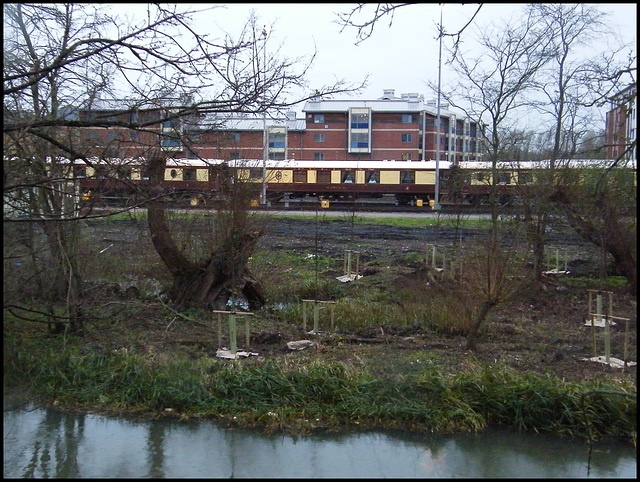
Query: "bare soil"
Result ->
[[71, 214, 637, 387]]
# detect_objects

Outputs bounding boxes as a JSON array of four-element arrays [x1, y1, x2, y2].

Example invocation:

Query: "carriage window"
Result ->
[[74, 166, 87, 178], [184, 169, 196, 181], [474, 172, 486, 182], [117, 167, 132, 180], [497, 172, 510, 185], [293, 170, 306, 183], [366, 171, 379, 183], [170, 169, 178, 179], [342, 170, 355, 183], [518, 172, 533, 184], [401, 171, 415, 184], [317, 170, 331, 183], [249, 168, 262, 180]]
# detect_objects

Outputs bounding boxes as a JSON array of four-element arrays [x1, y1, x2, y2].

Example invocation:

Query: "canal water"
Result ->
[[3, 404, 636, 478]]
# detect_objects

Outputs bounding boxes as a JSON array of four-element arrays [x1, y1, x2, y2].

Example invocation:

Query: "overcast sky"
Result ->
[[117, 3, 636, 117], [198, 3, 636, 105]]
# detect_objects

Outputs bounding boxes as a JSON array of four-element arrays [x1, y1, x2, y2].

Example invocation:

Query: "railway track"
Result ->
[[261, 199, 508, 215]]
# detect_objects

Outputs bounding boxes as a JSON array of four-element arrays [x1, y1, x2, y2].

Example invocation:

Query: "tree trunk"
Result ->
[[465, 300, 497, 351], [146, 157, 266, 310], [40, 219, 85, 335]]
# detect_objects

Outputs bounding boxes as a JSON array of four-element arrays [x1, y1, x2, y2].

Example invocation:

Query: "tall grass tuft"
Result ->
[[450, 366, 636, 443]]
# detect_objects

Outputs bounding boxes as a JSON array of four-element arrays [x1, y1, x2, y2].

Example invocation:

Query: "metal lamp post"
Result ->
[[261, 25, 270, 205], [433, 4, 444, 211]]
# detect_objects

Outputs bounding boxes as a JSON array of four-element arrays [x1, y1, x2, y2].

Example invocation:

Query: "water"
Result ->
[[3, 405, 636, 478]]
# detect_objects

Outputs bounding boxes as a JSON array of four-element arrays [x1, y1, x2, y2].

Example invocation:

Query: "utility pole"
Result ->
[[261, 25, 270, 205], [433, 4, 444, 211]]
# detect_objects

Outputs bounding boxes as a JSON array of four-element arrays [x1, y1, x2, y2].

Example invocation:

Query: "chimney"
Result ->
[[381, 89, 396, 99]]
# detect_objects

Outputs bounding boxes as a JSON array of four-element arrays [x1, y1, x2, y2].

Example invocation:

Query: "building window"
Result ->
[[401, 133, 412, 143], [350, 112, 369, 129], [314, 133, 325, 142], [163, 118, 180, 129], [402, 114, 413, 123], [230, 151, 240, 160], [401, 171, 415, 184], [350, 132, 369, 149], [161, 137, 181, 148], [268, 129, 286, 149], [229, 133, 241, 143], [186, 131, 201, 144], [314, 114, 325, 123], [314, 152, 325, 161]]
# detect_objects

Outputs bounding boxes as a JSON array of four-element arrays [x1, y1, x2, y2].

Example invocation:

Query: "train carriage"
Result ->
[[37, 156, 632, 209], [251, 159, 453, 204]]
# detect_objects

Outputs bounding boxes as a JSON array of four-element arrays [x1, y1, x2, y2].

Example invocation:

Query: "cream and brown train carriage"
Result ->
[[74, 157, 231, 206], [241, 159, 453, 205], [453, 159, 636, 206]]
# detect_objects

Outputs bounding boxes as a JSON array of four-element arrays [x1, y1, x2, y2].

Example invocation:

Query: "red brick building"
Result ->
[[79, 89, 484, 163], [605, 84, 636, 162]]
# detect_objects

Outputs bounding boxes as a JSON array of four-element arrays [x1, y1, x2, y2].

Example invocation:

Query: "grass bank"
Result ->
[[4, 336, 636, 445]]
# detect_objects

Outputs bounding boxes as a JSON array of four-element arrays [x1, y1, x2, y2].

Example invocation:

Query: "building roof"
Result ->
[[303, 90, 460, 118], [198, 114, 306, 131]]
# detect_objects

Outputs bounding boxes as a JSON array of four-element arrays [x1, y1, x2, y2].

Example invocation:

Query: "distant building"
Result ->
[[605, 84, 636, 161], [301, 89, 483, 163], [77, 89, 485, 163]]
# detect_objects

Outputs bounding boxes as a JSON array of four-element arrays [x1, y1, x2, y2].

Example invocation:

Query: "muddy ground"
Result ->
[[63, 213, 637, 387]]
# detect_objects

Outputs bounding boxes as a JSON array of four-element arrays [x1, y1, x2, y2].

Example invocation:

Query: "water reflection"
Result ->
[[4, 405, 636, 478]]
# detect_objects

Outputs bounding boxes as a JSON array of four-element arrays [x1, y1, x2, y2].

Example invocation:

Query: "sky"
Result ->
[[197, 3, 636, 106], [117, 3, 636, 118]]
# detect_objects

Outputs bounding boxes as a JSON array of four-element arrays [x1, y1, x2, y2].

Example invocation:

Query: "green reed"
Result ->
[[5, 344, 635, 444]]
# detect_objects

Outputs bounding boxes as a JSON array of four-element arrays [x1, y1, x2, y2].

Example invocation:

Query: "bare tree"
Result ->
[[526, 3, 636, 292], [442, 8, 552, 216], [457, 226, 530, 351], [337, 3, 548, 350], [336, 3, 483, 56], [4, 4, 364, 323]]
